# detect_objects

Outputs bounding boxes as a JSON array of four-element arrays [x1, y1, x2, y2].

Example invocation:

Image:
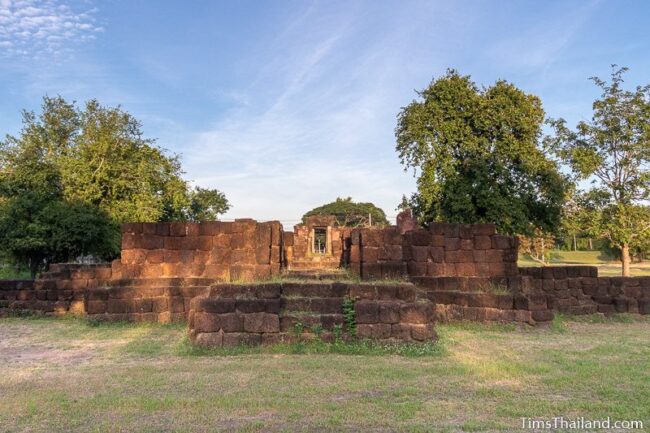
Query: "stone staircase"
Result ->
[[282, 268, 349, 281], [277, 281, 349, 333], [190, 277, 437, 347]]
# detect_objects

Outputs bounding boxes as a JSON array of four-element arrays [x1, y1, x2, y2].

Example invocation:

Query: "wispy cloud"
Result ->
[[482, 1, 601, 74], [181, 2, 449, 226], [0, 0, 102, 60]]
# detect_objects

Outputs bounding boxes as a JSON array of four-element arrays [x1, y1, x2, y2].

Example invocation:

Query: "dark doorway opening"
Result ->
[[314, 228, 327, 255]]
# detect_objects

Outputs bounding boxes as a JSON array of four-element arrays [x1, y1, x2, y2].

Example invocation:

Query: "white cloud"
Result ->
[[179, 2, 452, 227], [481, 1, 601, 74], [0, 0, 101, 60]]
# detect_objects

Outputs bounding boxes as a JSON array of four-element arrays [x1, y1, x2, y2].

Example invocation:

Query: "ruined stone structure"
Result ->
[[1, 211, 648, 347]]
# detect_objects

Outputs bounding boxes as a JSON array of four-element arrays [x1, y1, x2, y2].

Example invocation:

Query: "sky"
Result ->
[[1, 0, 649, 228]]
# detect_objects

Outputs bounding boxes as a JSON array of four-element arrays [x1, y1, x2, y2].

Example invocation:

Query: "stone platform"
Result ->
[[189, 280, 437, 347]]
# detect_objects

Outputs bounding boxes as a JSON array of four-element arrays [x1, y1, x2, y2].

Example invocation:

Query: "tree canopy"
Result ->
[[395, 69, 567, 236], [0, 96, 230, 275], [546, 66, 650, 276], [302, 197, 388, 227]]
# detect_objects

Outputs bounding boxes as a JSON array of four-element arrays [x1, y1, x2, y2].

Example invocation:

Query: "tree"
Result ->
[[395, 69, 567, 236], [186, 187, 230, 221], [518, 229, 556, 265], [0, 193, 118, 277], [547, 66, 650, 276], [560, 188, 598, 251], [302, 197, 388, 227], [0, 96, 230, 274]]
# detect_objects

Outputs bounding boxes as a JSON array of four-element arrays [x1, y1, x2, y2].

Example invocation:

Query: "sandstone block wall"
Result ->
[[85, 278, 217, 322], [349, 223, 518, 281], [520, 266, 650, 315], [116, 219, 282, 281], [188, 281, 437, 347], [0, 264, 112, 316]]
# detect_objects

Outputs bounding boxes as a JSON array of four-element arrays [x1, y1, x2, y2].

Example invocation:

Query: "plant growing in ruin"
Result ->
[[342, 297, 356, 337]]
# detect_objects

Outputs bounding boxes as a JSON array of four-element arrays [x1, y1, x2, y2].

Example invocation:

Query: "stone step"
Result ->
[[108, 277, 221, 288], [280, 297, 345, 314], [426, 290, 517, 309], [287, 260, 341, 271], [279, 313, 345, 331], [283, 269, 347, 281], [280, 282, 349, 298]]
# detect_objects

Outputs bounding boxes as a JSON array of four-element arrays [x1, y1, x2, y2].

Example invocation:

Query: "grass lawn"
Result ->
[[1, 315, 648, 432], [518, 250, 650, 277]]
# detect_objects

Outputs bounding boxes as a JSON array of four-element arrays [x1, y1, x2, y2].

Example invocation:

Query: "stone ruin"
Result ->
[[1, 211, 649, 347]]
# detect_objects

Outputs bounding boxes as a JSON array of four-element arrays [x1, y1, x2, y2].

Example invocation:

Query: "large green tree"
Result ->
[[395, 70, 567, 236], [0, 96, 230, 275], [547, 66, 650, 276], [0, 194, 118, 276], [302, 197, 388, 227]]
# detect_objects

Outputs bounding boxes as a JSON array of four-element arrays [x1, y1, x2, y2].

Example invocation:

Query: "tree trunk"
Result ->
[[573, 235, 577, 251], [621, 243, 631, 277], [29, 260, 38, 279], [588, 238, 593, 250]]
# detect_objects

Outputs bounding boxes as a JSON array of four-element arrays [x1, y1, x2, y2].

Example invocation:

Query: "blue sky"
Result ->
[[1, 0, 649, 227]]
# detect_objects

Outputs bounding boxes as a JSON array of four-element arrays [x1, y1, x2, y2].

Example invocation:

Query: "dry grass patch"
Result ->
[[0, 315, 648, 432]]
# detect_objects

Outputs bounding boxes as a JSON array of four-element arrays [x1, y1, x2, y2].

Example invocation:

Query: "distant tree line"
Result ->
[[0, 96, 229, 276]]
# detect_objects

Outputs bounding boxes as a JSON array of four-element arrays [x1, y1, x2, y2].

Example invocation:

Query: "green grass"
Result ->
[[1, 315, 648, 432], [518, 250, 650, 277]]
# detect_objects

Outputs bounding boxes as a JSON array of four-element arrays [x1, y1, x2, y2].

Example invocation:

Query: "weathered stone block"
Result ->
[[474, 236, 492, 250], [357, 323, 391, 339], [410, 323, 436, 341], [400, 302, 433, 324], [135, 298, 153, 313], [236, 299, 267, 313], [411, 230, 430, 246], [412, 246, 428, 263], [407, 261, 427, 277], [122, 223, 142, 234], [485, 250, 503, 263], [107, 299, 133, 314], [223, 332, 262, 346], [379, 301, 401, 323], [491, 235, 512, 250], [355, 300, 379, 323], [243, 313, 279, 333], [87, 300, 107, 314], [390, 323, 412, 341], [195, 331, 223, 347], [194, 312, 243, 332], [362, 247, 379, 263], [531, 310, 553, 322]]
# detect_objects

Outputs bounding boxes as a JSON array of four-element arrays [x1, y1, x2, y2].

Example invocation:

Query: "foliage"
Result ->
[[0, 193, 119, 276], [185, 187, 230, 222], [518, 229, 556, 264], [302, 197, 388, 227], [0, 96, 229, 275], [559, 187, 599, 250], [546, 66, 650, 275], [342, 297, 356, 336], [395, 69, 567, 236]]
